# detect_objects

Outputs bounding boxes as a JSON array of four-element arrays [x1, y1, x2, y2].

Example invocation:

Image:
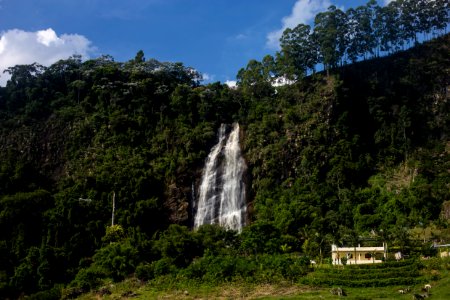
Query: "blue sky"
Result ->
[[0, 0, 383, 85]]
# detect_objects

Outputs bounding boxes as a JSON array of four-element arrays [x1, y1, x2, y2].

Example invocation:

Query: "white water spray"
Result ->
[[194, 123, 247, 232]]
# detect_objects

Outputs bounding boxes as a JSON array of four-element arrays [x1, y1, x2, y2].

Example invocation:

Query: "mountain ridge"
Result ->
[[0, 33, 448, 298]]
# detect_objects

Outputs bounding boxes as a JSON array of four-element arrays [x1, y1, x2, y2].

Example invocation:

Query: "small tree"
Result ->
[[102, 224, 125, 244]]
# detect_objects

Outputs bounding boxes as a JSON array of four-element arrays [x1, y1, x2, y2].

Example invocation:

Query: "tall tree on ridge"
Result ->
[[399, 0, 419, 45], [432, 0, 449, 36], [278, 24, 318, 80], [381, 1, 402, 53], [314, 6, 347, 75]]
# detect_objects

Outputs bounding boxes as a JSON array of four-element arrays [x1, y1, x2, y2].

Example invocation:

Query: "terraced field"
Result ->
[[300, 259, 426, 287]]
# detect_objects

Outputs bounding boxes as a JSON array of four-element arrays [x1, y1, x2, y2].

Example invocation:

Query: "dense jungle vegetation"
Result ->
[[0, 0, 449, 298]]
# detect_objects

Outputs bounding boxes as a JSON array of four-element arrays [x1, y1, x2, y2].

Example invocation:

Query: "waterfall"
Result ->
[[194, 123, 247, 232]]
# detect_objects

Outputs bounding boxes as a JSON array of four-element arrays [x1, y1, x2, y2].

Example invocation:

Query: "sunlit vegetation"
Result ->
[[0, 0, 449, 298]]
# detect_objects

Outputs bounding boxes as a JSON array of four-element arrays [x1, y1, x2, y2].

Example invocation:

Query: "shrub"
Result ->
[[195, 224, 238, 255], [28, 285, 62, 300], [154, 225, 200, 268], [179, 253, 311, 284], [68, 240, 139, 292], [61, 287, 85, 300], [424, 257, 445, 271], [152, 258, 177, 277], [135, 263, 154, 281], [69, 265, 108, 291], [102, 224, 126, 244], [93, 240, 139, 281], [179, 255, 252, 283], [256, 254, 311, 281], [239, 221, 282, 255]]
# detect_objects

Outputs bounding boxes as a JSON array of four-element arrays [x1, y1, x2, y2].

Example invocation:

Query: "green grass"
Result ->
[[75, 277, 450, 300], [74, 259, 450, 299]]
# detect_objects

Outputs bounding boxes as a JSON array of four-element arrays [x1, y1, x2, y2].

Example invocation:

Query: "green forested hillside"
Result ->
[[0, 8, 449, 300]]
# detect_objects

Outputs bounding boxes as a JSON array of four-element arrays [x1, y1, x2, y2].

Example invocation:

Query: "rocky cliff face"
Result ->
[[165, 181, 190, 224]]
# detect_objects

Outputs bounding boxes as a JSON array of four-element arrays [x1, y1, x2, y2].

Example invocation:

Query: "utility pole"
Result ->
[[111, 191, 115, 226]]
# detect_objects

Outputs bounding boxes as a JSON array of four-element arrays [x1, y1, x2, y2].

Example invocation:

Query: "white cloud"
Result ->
[[224, 80, 237, 88], [266, 0, 331, 49], [383, 0, 394, 5], [36, 28, 62, 47], [202, 73, 215, 82], [0, 28, 93, 86]]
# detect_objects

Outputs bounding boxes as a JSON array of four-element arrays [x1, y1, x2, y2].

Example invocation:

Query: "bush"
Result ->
[[134, 258, 178, 282], [135, 263, 154, 281], [152, 258, 177, 277], [180, 255, 251, 283], [93, 240, 139, 281], [68, 240, 139, 292], [28, 285, 62, 300], [239, 221, 282, 255], [154, 225, 200, 268], [61, 287, 85, 300], [180, 257, 211, 281], [256, 254, 311, 281], [69, 265, 108, 292], [424, 257, 446, 271], [195, 224, 238, 255], [179, 253, 311, 284], [102, 224, 126, 244]]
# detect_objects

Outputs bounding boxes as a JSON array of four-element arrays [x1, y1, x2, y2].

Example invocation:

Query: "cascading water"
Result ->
[[194, 123, 247, 232]]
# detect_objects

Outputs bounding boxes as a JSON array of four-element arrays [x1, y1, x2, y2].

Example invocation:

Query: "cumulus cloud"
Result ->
[[224, 80, 237, 88], [266, 0, 331, 49], [0, 28, 93, 86], [202, 73, 215, 82]]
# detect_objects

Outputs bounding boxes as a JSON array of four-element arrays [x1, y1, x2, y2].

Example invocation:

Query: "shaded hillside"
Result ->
[[241, 34, 449, 235]]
